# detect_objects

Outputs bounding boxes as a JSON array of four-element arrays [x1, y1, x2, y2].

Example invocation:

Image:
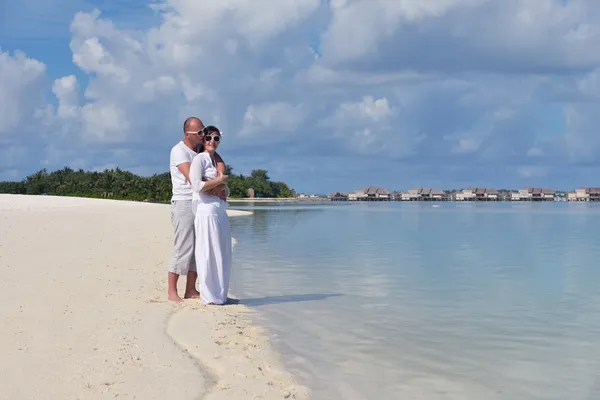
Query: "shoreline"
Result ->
[[0, 194, 310, 400], [228, 197, 329, 203]]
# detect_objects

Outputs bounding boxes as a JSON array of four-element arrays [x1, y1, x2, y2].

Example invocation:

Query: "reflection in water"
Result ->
[[240, 293, 344, 307], [229, 202, 600, 400], [229, 207, 324, 239]]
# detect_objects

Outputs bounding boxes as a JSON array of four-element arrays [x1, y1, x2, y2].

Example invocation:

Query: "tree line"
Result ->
[[0, 165, 295, 202]]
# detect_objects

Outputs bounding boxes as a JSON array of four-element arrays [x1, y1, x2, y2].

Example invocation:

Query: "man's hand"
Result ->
[[216, 186, 227, 201], [206, 185, 227, 201]]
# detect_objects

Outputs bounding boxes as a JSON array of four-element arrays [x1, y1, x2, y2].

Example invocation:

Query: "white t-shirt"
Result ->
[[169, 141, 197, 201]]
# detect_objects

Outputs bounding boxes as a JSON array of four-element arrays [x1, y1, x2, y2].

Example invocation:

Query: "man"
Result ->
[[168, 116, 226, 302]]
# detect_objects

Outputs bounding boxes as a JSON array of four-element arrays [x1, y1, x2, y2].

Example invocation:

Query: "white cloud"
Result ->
[[527, 147, 543, 157], [53, 75, 80, 119], [559, 104, 600, 163], [34, 2, 321, 147], [4, 0, 600, 191], [320, 0, 600, 73], [0, 49, 46, 137], [318, 95, 426, 157], [241, 102, 306, 137], [517, 166, 549, 179], [321, 0, 471, 63], [576, 68, 600, 100], [450, 137, 482, 154], [336, 96, 392, 122], [72, 37, 130, 82], [323, 96, 393, 132], [81, 102, 129, 143], [226, 0, 321, 46], [139, 75, 178, 101]]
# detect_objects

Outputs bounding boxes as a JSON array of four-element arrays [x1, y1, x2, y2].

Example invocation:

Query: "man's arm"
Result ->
[[177, 162, 192, 183], [172, 145, 193, 183], [214, 152, 226, 174], [207, 152, 227, 201]]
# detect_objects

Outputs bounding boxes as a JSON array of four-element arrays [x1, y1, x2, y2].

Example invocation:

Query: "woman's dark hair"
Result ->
[[203, 125, 221, 135]]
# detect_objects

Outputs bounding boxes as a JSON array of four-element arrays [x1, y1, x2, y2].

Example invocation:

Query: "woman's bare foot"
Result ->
[[184, 289, 200, 299], [168, 291, 184, 303]]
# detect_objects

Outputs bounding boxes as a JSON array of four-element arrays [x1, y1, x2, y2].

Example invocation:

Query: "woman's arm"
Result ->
[[190, 155, 228, 193], [203, 152, 227, 200], [198, 174, 226, 191]]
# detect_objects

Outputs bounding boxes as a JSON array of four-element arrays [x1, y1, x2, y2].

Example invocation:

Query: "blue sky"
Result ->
[[1, 0, 600, 194]]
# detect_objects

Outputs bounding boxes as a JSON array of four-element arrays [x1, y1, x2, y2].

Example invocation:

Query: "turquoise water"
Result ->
[[228, 202, 600, 400]]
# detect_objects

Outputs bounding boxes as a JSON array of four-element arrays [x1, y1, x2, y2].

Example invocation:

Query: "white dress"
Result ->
[[189, 152, 232, 305]]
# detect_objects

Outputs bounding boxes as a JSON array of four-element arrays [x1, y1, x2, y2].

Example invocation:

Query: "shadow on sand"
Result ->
[[240, 293, 344, 307]]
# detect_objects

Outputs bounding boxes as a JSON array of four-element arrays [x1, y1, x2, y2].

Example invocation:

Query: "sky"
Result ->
[[1, 0, 600, 194]]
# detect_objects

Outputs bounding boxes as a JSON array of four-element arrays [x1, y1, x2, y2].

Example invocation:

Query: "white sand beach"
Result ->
[[0, 194, 311, 400]]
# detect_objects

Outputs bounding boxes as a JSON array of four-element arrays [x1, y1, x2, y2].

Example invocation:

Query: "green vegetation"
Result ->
[[0, 166, 295, 202]]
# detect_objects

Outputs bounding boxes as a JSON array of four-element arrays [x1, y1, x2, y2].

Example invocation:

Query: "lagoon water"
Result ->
[[228, 202, 600, 399]]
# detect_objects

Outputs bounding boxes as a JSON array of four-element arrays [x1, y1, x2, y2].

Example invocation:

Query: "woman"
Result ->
[[189, 126, 232, 305]]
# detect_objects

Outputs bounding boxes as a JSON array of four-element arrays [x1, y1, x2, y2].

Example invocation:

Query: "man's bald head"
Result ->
[[183, 117, 204, 133], [182, 116, 206, 150]]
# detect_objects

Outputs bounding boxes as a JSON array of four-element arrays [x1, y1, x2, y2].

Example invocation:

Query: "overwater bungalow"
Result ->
[[569, 187, 600, 201], [375, 188, 390, 200], [338, 185, 578, 202], [474, 188, 486, 200], [348, 188, 367, 201], [512, 187, 556, 201], [589, 188, 600, 201], [366, 186, 378, 199], [404, 188, 421, 201], [511, 188, 530, 201], [348, 186, 391, 201], [456, 188, 475, 201], [486, 188, 500, 200], [456, 187, 498, 201], [419, 188, 432, 200], [431, 189, 447, 201], [530, 187, 543, 200], [329, 192, 348, 201], [542, 189, 556, 201]]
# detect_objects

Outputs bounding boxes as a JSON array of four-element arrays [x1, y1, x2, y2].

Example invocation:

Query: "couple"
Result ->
[[167, 116, 232, 305]]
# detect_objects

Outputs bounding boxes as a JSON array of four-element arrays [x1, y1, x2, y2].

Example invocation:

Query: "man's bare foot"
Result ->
[[168, 291, 184, 303], [184, 289, 200, 299]]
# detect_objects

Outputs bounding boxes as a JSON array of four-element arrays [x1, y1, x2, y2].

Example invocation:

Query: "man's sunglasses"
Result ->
[[185, 126, 222, 136]]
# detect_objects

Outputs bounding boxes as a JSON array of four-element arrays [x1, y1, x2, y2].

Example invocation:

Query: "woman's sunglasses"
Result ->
[[204, 134, 221, 142]]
